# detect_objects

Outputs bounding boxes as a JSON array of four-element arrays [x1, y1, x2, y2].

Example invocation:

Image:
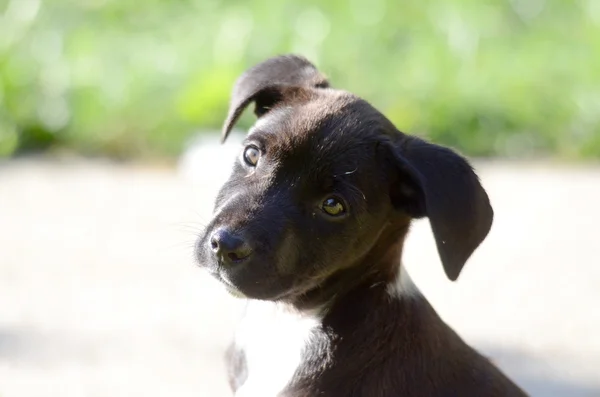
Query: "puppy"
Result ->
[[196, 55, 527, 397]]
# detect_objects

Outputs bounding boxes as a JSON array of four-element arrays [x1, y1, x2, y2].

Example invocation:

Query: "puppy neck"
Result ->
[[386, 264, 419, 299], [290, 224, 415, 311]]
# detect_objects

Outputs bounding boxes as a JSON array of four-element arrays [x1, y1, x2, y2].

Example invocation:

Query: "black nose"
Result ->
[[209, 228, 253, 264]]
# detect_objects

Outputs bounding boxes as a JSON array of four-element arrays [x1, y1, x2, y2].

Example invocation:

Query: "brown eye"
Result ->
[[243, 146, 260, 166], [322, 197, 345, 216]]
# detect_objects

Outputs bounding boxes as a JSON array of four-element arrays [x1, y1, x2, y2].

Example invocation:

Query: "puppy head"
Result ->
[[196, 55, 493, 303]]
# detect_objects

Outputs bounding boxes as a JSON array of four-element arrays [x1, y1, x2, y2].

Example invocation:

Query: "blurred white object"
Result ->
[[177, 130, 245, 185]]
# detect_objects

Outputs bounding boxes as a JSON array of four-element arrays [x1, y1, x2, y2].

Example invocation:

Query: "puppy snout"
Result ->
[[210, 228, 253, 264]]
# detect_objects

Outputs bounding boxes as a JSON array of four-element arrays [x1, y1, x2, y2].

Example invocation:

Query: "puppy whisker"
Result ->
[[334, 167, 357, 177]]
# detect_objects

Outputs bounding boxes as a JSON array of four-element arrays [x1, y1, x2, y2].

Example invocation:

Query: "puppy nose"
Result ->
[[209, 228, 252, 264]]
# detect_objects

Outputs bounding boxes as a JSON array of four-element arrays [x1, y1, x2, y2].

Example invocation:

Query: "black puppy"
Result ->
[[196, 55, 527, 397]]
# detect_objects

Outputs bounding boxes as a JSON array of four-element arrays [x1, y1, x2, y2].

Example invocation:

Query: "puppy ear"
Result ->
[[389, 137, 494, 281], [221, 54, 329, 142]]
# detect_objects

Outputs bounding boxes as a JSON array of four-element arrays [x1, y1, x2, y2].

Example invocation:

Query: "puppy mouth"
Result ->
[[197, 234, 301, 301], [222, 282, 247, 299], [206, 263, 300, 301], [209, 269, 248, 299], [223, 252, 252, 265]]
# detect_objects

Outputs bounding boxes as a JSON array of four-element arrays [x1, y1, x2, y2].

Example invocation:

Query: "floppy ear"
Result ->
[[389, 137, 494, 281], [221, 54, 329, 142]]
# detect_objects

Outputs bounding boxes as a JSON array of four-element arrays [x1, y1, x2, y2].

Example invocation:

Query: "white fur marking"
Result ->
[[386, 265, 419, 298], [234, 300, 321, 397]]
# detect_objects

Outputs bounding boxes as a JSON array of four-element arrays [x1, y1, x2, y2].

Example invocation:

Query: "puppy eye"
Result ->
[[321, 197, 346, 217], [243, 146, 260, 166]]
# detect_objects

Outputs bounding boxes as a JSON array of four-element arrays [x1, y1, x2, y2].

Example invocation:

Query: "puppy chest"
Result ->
[[233, 301, 321, 397]]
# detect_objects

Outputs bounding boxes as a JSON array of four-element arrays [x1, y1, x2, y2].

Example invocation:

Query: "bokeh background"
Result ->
[[1, 0, 599, 396], [2, 0, 600, 160]]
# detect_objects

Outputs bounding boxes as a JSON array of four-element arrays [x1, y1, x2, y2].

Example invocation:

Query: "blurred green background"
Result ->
[[0, 0, 598, 160]]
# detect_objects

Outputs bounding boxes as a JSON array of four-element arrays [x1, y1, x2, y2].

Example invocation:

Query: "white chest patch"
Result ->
[[234, 300, 322, 397]]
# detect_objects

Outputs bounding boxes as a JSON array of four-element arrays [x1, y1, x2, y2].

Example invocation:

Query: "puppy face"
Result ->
[[197, 92, 411, 300], [196, 55, 494, 303]]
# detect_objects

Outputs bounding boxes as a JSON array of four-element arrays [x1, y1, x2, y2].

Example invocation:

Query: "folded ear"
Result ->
[[389, 137, 494, 281], [221, 54, 329, 142]]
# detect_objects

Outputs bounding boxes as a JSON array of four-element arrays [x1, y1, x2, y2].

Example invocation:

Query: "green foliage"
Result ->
[[0, 0, 599, 159]]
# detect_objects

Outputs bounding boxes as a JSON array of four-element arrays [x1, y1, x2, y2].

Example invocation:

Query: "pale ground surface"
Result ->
[[1, 136, 599, 396]]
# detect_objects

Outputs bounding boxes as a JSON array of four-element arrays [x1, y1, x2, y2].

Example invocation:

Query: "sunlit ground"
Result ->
[[1, 135, 599, 397]]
